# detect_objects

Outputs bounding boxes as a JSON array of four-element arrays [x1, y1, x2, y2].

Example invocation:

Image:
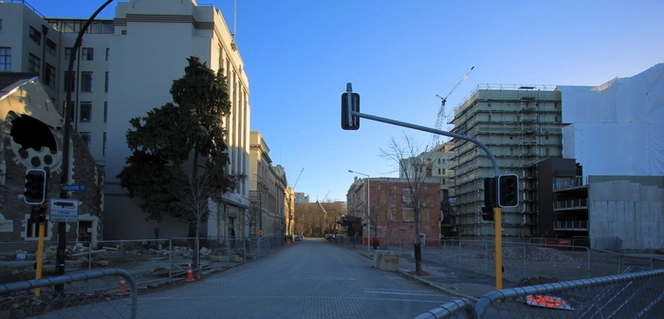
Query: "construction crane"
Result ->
[[291, 168, 304, 189], [431, 66, 475, 147]]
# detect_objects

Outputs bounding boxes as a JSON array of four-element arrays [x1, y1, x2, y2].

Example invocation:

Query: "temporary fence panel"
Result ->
[[417, 268, 664, 319], [474, 268, 664, 319], [0, 268, 137, 319]]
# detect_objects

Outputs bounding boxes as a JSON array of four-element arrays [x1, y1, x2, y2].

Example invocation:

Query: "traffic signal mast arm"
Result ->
[[342, 83, 500, 177], [341, 83, 509, 290]]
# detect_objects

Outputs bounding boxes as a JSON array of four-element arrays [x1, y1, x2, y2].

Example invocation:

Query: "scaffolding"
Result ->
[[449, 86, 563, 237]]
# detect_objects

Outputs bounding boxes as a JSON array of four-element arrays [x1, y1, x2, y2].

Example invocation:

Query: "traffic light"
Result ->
[[341, 91, 360, 130], [482, 177, 496, 220], [24, 168, 47, 204], [498, 174, 519, 207]]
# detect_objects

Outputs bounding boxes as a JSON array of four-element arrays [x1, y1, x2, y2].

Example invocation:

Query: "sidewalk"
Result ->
[[346, 243, 510, 301]]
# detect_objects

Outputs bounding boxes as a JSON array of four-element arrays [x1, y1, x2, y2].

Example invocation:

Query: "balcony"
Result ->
[[553, 220, 588, 231], [553, 198, 587, 210]]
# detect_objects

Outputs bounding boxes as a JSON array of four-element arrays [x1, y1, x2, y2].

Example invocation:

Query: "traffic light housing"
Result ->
[[24, 168, 47, 204], [341, 92, 360, 130], [482, 177, 496, 220], [498, 174, 519, 207]]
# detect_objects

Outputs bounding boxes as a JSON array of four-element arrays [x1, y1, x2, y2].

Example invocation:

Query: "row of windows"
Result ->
[[373, 207, 432, 222], [64, 71, 109, 93], [64, 101, 108, 123]]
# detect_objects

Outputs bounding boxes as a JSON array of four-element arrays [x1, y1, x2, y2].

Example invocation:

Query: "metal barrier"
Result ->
[[416, 268, 664, 319], [414, 298, 476, 319], [0, 268, 137, 319]]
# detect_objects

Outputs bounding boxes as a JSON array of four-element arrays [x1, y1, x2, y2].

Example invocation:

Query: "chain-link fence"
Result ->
[[0, 268, 137, 319], [416, 268, 664, 319], [1, 236, 286, 287]]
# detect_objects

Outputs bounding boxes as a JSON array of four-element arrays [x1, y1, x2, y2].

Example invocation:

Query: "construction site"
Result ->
[[446, 85, 564, 238]]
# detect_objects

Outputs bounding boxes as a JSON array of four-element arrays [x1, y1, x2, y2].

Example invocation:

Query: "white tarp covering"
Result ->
[[558, 63, 664, 178]]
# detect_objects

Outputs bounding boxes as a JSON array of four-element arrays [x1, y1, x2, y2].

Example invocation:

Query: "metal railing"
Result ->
[[416, 268, 664, 318], [0, 268, 137, 319]]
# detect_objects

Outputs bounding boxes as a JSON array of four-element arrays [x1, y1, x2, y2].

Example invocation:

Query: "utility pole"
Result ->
[[57, 0, 114, 292]]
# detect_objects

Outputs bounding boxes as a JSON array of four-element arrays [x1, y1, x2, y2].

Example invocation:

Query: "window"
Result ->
[[80, 102, 92, 122], [28, 54, 41, 73], [81, 71, 93, 92], [46, 39, 57, 56], [29, 27, 41, 44], [104, 72, 109, 92], [102, 132, 107, 156], [105, 48, 109, 61], [437, 168, 441, 175], [402, 188, 412, 204], [402, 208, 414, 221], [64, 48, 76, 61], [80, 132, 91, 148], [43, 63, 56, 87], [82, 47, 94, 60], [103, 102, 108, 122], [0, 47, 11, 71], [64, 71, 76, 92], [420, 208, 430, 221]]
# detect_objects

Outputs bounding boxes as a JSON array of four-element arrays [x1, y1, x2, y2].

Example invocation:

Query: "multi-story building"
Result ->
[[346, 177, 441, 246], [294, 192, 309, 203], [1, 0, 251, 240], [449, 85, 564, 238], [249, 131, 286, 238]]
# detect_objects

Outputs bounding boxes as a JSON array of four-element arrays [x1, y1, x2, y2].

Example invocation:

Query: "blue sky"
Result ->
[[27, 0, 664, 202]]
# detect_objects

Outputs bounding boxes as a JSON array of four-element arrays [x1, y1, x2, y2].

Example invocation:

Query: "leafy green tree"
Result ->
[[117, 56, 239, 238]]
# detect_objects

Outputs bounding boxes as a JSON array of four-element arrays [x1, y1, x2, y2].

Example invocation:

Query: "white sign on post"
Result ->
[[49, 199, 79, 222]]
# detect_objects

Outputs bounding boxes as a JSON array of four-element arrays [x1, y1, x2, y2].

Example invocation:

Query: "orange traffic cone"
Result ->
[[119, 276, 127, 293], [186, 263, 195, 282]]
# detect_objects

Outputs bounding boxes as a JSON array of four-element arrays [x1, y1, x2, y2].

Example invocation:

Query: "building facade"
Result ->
[[449, 85, 563, 238], [249, 131, 287, 239], [346, 177, 441, 246], [1, 0, 251, 240]]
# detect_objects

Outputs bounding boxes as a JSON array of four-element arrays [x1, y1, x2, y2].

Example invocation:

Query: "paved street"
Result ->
[[136, 239, 451, 318]]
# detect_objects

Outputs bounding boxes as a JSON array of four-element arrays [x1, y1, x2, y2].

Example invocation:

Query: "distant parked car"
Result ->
[[325, 234, 336, 241], [295, 235, 304, 241]]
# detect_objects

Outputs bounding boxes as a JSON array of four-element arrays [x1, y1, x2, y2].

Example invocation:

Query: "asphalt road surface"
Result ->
[[136, 239, 451, 318]]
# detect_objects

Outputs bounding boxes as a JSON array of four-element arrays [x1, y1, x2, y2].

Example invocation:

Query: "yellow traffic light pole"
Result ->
[[34, 205, 46, 296], [494, 207, 502, 290]]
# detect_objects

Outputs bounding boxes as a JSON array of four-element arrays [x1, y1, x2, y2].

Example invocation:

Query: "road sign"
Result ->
[[62, 184, 86, 191], [49, 199, 79, 222]]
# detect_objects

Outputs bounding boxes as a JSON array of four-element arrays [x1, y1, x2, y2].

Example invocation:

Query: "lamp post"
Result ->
[[348, 170, 370, 251]]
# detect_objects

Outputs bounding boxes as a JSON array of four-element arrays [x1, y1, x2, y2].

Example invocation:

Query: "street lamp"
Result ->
[[348, 170, 370, 251]]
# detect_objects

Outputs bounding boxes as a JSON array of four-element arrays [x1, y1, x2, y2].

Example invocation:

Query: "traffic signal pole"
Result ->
[[342, 83, 506, 289], [56, 0, 115, 292]]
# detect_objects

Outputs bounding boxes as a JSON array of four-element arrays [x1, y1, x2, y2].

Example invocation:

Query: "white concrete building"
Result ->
[[1, 0, 251, 240]]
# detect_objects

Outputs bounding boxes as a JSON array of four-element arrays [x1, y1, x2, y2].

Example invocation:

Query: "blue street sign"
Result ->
[[62, 184, 85, 191]]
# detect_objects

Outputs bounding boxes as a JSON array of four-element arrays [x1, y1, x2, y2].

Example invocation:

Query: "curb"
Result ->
[[397, 269, 479, 302]]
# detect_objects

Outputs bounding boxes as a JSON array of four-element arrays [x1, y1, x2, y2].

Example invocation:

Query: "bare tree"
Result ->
[[379, 133, 430, 274]]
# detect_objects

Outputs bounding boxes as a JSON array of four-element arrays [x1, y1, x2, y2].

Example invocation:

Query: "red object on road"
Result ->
[[186, 263, 195, 282], [525, 295, 573, 310]]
